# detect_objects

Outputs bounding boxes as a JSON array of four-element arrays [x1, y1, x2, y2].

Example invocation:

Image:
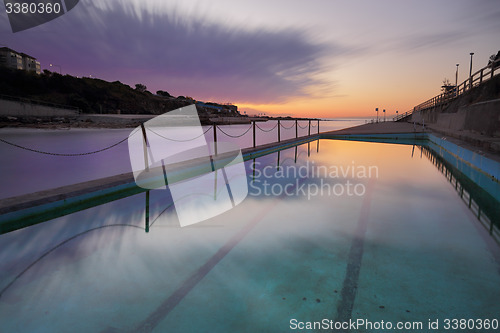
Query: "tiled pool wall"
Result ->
[[321, 132, 499, 192], [427, 134, 500, 188]]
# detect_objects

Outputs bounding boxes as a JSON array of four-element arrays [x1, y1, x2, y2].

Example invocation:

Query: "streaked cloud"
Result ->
[[2, 0, 347, 104]]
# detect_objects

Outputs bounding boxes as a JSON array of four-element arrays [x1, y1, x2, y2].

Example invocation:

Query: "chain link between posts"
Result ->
[[216, 124, 253, 138], [255, 122, 279, 132], [0, 120, 323, 156], [146, 126, 211, 142], [279, 122, 295, 130], [0, 128, 139, 156]]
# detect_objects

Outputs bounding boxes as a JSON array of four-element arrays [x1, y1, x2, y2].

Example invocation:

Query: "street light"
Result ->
[[49, 63, 61, 74], [375, 107, 379, 123], [469, 52, 474, 88], [383, 109, 386, 122], [455, 63, 459, 96]]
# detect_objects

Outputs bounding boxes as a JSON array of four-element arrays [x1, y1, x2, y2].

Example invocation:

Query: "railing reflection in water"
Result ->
[[145, 140, 321, 231], [419, 145, 500, 244]]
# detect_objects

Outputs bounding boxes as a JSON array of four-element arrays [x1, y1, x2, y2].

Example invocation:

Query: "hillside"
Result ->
[[0, 67, 240, 119]]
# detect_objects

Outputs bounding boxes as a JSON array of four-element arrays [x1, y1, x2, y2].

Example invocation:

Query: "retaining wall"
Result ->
[[411, 73, 500, 137], [0, 99, 79, 117], [412, 99, 500, 137]]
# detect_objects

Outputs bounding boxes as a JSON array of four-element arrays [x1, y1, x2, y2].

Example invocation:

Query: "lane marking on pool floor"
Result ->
[[124, 173, 311, 333], [334, 178, 375, 330]]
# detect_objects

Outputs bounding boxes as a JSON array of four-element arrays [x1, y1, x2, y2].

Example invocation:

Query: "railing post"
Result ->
[[492, 65, 495, 78], [145, 190, 150, 233], [140, 123, 149, 171], [252, 121, 256, 148], [278, 120, 281, 142], [308, 119, 311, 136], [480, 69, 483, 84], [213, 123, 217, 155], [318, 120, 320, 134], [295, 119, 298, 138]]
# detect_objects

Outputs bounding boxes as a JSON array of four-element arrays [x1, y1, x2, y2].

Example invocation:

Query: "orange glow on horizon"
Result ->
[[237, 88, 430, 119]]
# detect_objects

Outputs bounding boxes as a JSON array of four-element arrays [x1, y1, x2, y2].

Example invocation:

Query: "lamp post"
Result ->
[[49, 63, 61, 74], [469, 52, 474, 88], [396, 110, 398, 121], [455, 63, 459, 96], [376, 107, 378, 123], [469, 53, 474, 77], [383, 109, 385, 122]]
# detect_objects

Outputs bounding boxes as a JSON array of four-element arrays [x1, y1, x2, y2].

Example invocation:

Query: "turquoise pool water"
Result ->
[[0, 139, 499, 332]]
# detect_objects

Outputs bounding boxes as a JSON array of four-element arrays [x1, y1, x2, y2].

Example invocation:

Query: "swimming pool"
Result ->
[[0, 139, 499, 332]]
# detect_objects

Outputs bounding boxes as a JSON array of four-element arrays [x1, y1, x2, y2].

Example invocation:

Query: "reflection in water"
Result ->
[[1, 138, 500, 332], [0, 223, 144, 300], [420, 145, 500, 243]]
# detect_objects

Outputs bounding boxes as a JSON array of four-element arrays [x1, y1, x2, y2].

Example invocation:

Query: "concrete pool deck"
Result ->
[[0, 121, 498, 234]]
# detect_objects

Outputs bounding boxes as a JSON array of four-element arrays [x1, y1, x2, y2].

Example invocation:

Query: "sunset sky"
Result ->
[[1, 0, 499, 118]]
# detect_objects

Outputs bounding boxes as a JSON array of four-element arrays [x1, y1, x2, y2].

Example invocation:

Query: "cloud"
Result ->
[[400, 31, 466, 51], [2, 0, 343, 104]]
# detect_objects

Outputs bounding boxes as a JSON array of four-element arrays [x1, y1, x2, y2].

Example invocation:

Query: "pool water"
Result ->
[[0, 119, 367, 199], [0, 139, 499, 332]]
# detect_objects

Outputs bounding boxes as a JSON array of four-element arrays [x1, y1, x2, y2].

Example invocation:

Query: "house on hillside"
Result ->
[[0, 47, 23, 70], [196, 101, 224, 113], [196, 101, 240, 114], [0, 47, 41, 74], [20, 53, 41, 74]]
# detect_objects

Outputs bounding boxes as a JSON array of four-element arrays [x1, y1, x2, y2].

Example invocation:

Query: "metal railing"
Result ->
[[393, 110, 413, 122], [214, 119, 320, 149], [0, 119, 322, 157], [393, 58, 500, 121]]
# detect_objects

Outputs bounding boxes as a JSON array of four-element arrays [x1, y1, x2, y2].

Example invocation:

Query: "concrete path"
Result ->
[[324, 121, 423, 135]]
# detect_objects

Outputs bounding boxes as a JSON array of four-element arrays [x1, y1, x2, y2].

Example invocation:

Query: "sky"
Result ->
[[1, 0, 499, 118]]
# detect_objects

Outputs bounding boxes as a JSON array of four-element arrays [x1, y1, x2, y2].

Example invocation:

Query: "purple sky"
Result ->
[[1, 1, 341, 104], [1, 0, 499, 117]]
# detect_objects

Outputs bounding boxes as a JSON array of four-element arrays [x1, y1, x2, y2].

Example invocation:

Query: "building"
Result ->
[[0, 47, 23, 70], [196, 101, 240, 114], [0, 47, 41, 74], [20, 53, 41, 74]]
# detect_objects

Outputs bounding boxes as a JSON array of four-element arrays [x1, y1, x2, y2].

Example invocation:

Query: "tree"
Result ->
[[135, 83, 147, 92], [488, 50, 500, 69], [441, 78, 455, 94], [156, 90, 172, 97]]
